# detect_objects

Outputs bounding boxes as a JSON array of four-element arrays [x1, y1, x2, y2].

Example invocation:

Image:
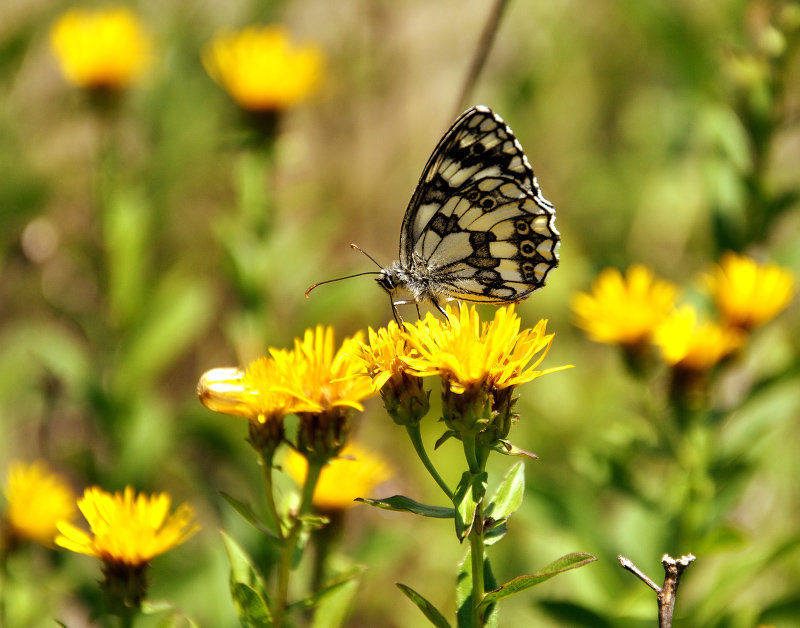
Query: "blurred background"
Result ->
[[1, 0, 799, 626]]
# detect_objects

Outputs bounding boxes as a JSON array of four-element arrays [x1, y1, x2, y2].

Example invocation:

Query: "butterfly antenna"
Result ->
[[350, 243, 385, 270], [305, 271, 382, 298]]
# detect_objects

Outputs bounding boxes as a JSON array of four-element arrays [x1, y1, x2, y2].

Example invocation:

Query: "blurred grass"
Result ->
[[1, 0, 799, 626]]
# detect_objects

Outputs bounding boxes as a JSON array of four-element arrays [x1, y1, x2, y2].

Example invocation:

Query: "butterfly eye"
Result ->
[[466, 190, 481, 202], [470, 142, 486, 155], [514, 219, 530, 234], [521, 261, 536, 280], [479, 196, 496, 210]]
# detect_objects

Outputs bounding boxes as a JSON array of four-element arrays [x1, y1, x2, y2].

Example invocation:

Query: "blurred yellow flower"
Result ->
[[402, 305, 567, 394], [3, 460, 76, 545], [55, 486, 198, 567], [203, 25, 323, 111], [654, 306, 744, 370], [49, 6, 152, 89], [572, 265, 678, 345], [274, 325, 374, 413], [284, 443, 393, 511], [705, 252, 794, 330]]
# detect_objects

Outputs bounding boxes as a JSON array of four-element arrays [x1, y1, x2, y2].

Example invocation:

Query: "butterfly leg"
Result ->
[[415, 303, 422, 320], [390, 298, 404, 324], [430, 297, 448, 319]]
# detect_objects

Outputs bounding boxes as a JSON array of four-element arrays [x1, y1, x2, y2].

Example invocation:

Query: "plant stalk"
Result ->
[[406, 424, 453, 499]]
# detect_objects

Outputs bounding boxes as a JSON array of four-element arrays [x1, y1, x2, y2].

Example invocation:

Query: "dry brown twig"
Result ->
[[618, 553, 696, 628]]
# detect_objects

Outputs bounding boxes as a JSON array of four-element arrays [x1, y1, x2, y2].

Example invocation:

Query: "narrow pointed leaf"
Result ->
[[478, 552, 597, 609], [454, 472, 487, 541], [492, 440, 538, 459], [311, 579, 359, 628], [220, 530, 270, 611], [356, 495, 455, 518], [289, 566, 366, 610], [220, 491, 280, 540], [457, 549, 498, 628], [434, 430, 458, 449], [396, 583, 452, 628], [231, 582, 273, 627], [485, 462, 525, 521]]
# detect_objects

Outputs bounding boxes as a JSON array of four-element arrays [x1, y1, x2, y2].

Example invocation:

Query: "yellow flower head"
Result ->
[[572, 264, 678, 345], [284, 443, 393, 511], [203, 25, 323, 111], [55, 486, 198, 567], [274, 325, 375, 413], [49, 6, 152, 89], [402, 304, 568, 394], [705, 252, 794, 330], [359, 321, 415, 392], [197, 358, 310, 424], [3, 460, 76, 545], [654, 306, 744, 370]]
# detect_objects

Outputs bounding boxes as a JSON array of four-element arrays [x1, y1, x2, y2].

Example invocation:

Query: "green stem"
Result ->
[[469, 506, 486, 628], [405, 424, 453, 499], [273, 459, 324, 628], [462, 431, 481, 475], [258, 448, 285, 540]]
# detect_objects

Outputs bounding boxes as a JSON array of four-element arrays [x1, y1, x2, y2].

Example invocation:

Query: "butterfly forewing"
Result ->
[[398, 106, 559, 304]]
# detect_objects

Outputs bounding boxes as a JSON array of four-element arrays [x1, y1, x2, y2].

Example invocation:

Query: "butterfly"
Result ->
[[307, 105, 559, 322]]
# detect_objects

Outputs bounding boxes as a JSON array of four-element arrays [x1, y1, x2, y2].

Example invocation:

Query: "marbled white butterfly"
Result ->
[[308, 106, 559, 321]]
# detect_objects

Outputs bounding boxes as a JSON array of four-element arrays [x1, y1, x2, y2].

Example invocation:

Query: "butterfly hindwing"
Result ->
[[397, 105, 559, 304], [416, 176, 558, 302]]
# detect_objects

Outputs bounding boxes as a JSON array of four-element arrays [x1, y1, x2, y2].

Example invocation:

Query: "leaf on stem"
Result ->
[[457, 549, 498, 628], [478, 552, 597, 610], [220, 491, 282, 540], [355, 495, 455, 518], [491, 440, 538, 459], [220, 530, 273, 625], [435, 430, 459, 449], [454, 471, 488, 541], [289, 566, 367, 611], [396, 582, 452, 628], [483, 461, 525, 546]]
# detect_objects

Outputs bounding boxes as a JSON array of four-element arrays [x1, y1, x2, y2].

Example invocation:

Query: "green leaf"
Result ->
[[290, 566, 366, 611], [483, 462, 525, 546], [220, 530, 271, 622], [434, 430, 458, 449], [231, 582, 273, 628], [478, 552, 597, 610], [492, 440, 538, 459], [355, 495, 455, 518], [396, 583, 452, 628], [220, 491, 281, 540], [456, 550, 498, 628], [454, 472, 488, 541], [485, 462, 525, 521], [311, 579, 359, 628]]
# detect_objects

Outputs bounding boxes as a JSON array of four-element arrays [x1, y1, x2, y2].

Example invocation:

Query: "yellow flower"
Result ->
[[274, 325, 374, 413], [203, 25, 323, 111], [572, 265, 678, 345], [3, 460, 76, 545], [55, 486, 198, 567], [284, 443, 393, 511], [654, 306, 744, 370], [49, 6, 152, 89], [705, 252, 794, 330], [359, 321, 412, 392], [402, 304, 567, 394], [357, 321, 430, 425], [197, 359, 310, 424]]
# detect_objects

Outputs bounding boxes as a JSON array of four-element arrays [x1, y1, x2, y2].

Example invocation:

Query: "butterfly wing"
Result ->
[[399, 106, 558, 302]]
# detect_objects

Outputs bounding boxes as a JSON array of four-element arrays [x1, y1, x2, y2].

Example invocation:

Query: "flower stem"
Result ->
[[258, 448, 285, 540], [273, 459, 324, 628], [405, 424, 453, 499], [469, 507, 486, 628]]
